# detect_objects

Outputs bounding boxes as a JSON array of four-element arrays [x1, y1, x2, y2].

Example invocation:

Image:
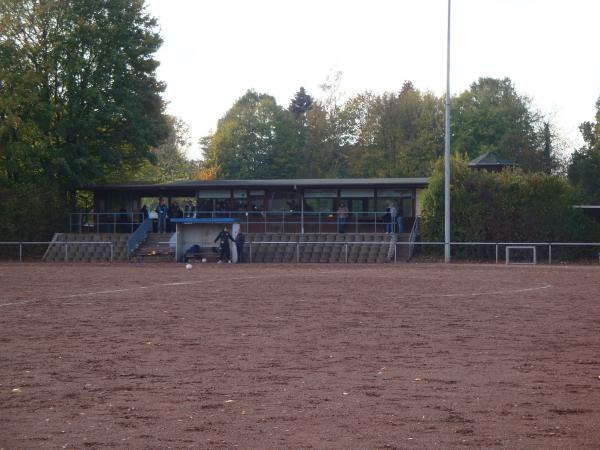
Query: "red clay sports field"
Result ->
[[1, 262, 599, 449]]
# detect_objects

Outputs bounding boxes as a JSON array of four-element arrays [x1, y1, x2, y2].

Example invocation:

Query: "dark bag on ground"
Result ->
[[184, 244, 201, 261]]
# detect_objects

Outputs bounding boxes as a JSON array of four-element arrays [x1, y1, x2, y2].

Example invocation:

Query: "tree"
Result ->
[[568, 96, 600, 202], [202, 90, 298, 179], [289, 87, 314, 118], [0, 0, 168, 191], [451, 77, 547, 171], [0, 0, 168, 239], [132, 116, 193, 183], [340, 82, 445, 178]]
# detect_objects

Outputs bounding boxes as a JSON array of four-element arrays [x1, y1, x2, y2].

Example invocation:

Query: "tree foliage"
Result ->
[[451, 77, 550, 171], [421, 155, 599, 244], [202, 77, 563, 181], [568, 96, 600, 202], [202, 90, 299, 179], [132, 116, 194, 183], [289, 87, 313, 118], [0, 0, 168, 188], [0, 0, 168, 239]]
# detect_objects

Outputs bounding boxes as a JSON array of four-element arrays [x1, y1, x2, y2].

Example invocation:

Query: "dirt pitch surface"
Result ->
[[1, 263, 600, 449]]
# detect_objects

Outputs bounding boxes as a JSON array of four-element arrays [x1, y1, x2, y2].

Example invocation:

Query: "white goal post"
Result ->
[[505, 246, 537, 265]]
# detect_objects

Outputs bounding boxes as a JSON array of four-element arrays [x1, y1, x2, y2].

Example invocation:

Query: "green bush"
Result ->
[[421, 156, 600, 254]]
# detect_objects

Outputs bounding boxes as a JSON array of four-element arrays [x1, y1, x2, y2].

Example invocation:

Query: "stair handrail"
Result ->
[[127, 218, 153, 259], [408, 216, 421, 259]]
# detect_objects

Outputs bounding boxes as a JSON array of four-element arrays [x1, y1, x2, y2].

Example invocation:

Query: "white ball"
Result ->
[[201, 258, 207, 263], [185, 263, 192, 270]]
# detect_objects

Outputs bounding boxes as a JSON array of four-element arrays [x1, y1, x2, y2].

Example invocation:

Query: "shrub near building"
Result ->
[[421, 156, 600, 259]]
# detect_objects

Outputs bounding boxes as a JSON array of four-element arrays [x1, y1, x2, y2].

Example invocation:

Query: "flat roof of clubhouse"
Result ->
[[87, 178, 429, 193]]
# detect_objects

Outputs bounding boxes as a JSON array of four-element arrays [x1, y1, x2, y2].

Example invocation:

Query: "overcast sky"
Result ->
[[145, 0, 600, 159]]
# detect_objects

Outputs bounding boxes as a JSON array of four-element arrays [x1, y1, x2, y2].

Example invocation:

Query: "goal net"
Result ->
[[505, 246, 537, 265]]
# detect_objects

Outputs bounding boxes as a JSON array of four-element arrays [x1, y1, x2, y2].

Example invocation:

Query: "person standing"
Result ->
[[235, 231, 246, 263], [156, 198, 168, 233], [337, 202, 349, 233], [387, 202, 397, 233], [396, 203, 404, 234], [214, 226, 235, 263]]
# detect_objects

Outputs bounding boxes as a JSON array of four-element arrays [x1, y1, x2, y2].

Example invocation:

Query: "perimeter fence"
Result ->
[[407, 242, 600, 265], [0, 241, 114, 262], [1, 240, 599, 265], [246, 240, 600, 264]]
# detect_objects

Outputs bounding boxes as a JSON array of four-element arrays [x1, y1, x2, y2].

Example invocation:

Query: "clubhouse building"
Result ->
[[80, 178, 429, 234]]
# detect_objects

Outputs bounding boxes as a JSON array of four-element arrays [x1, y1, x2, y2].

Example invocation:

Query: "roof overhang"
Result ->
[[85, 178, 430, 193]]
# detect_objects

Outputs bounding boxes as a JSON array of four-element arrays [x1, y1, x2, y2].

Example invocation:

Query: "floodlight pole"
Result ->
[[444, 0, 452, 263]]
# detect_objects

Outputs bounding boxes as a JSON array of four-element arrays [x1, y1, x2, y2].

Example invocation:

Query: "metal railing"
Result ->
[[69, 212, 144, 233], [173, 210, 409, 234], [127, 218, 153, 259], [244, 240, 600, 265], [408, 216, 421, 259], [406, 241, 600, 264], [70, 210, 412, 234], [0, 241, 114, 262]]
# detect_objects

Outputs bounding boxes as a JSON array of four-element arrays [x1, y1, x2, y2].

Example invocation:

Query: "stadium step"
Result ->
[[43, 233, 130, 263], [244, 232, 406, 263], [131, 233, 175, 262]]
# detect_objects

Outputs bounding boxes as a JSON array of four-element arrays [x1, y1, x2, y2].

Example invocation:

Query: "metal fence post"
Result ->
[[548, 244, 552, 265], [19, 242, 22, 262], [495, 244, 499, 264], [296, 243, 300, 263], [249, 243, 253, 263], [65, 242, 68, 262], [110, 242, 114, 262], [345, 243, 348, 263]]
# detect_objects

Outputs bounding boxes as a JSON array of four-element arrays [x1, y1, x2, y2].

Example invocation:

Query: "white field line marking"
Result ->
[[411, 284, 552, 299], [1, 279, 553, 308], [0, 270, 346, 308]]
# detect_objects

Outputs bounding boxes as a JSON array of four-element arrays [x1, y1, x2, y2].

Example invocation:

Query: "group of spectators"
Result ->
[[140, 196, 405, 235], [140, 198, 189, 234]]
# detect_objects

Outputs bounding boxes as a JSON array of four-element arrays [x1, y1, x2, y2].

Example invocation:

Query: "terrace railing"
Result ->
[[69, 212, 144, 233], [127, 218, 153, 260], [70, 210, 412, 234], [176, 210, 411, 234], [408, 216, 421, 259]]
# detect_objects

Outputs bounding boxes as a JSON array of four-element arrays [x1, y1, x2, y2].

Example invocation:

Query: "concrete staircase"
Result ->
[[43, 233, 129, 262], [131, 233, 175, 262], [245, 233, 408, 263]]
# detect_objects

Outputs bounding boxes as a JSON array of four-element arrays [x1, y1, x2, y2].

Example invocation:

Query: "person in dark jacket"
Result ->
[[235, 231, 246, 263], [156, 198, 168, 233], [214, 226, 235, 263]]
